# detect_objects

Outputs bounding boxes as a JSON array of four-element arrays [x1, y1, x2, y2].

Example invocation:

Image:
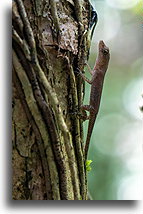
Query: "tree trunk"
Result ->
[[12, 0, 94, 200]]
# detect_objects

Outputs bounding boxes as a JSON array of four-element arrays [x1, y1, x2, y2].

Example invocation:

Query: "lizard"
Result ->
[[79, 40, 110, 161]]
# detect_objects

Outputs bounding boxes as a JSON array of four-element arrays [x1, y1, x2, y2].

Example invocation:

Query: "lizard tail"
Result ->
[[84, 116, 96, 161]]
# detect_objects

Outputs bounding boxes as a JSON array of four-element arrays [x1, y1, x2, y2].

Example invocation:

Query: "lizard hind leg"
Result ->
[[80, 105, 90, 121]]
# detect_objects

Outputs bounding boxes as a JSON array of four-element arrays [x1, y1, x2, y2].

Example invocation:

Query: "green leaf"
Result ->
[[86, 160, 93, 172]]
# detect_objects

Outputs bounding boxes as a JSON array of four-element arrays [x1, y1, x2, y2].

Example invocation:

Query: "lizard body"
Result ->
[[80, 40, 110, 160]]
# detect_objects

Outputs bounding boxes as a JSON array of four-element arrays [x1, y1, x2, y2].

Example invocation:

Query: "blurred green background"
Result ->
[[84, 0, 143, 200]]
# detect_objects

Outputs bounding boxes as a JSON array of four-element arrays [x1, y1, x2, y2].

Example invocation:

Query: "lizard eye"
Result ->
[[101, 48, 109, 55]]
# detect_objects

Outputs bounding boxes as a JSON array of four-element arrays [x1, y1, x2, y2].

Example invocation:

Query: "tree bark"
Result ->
[[12, 0, 93, 200]]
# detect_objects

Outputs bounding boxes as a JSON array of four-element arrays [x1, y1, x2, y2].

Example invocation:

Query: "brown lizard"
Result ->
[[80, 40, 110, 160]]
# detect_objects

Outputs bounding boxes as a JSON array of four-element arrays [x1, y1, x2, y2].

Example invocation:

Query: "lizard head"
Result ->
[[96, 40, 110, 74], [99, 40, 110, 58]]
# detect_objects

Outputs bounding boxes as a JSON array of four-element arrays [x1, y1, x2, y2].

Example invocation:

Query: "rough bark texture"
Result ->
[[12, 0, 93, 200]]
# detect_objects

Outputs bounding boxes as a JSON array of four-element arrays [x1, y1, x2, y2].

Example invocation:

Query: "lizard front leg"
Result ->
[[75, 68, 93, 84], [80, 72, 92, 84], [85, 62, 94, 75]]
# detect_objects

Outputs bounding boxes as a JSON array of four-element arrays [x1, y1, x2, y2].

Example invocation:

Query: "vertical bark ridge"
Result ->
[[13, 68, 53, 199], [13, 50, 61, 199], [64, 56, 87, 199]]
